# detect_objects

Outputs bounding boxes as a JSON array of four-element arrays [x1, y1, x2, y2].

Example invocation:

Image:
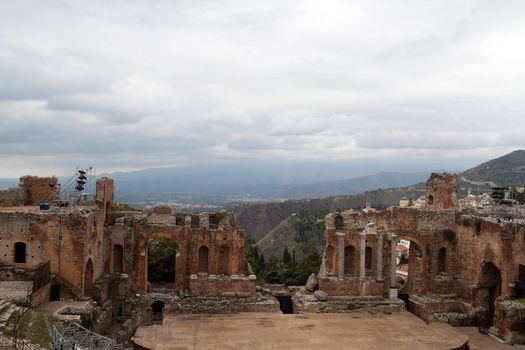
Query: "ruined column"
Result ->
[[337, 232, 345, 279], [376, 231, 383, 281], [360, 231, 366, 280], [389, 232, 398, 300]]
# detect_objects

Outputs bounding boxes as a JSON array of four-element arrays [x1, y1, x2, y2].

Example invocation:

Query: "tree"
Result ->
[[282, 247, 292, 265]]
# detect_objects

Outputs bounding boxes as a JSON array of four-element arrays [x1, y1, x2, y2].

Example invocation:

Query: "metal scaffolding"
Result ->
[[52, 322, 125, 350]]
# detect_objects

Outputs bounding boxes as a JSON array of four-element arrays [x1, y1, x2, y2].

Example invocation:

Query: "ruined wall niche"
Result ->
[[113, 244, 124, 273], [344, 245, 355, 276], [325, 245, 335, 273], [425, 172, 458, 210], [334, 215, 344, 231], [198, 246, 209, 274], [438, 247, 447, 273], [217, 246, 230, 275]]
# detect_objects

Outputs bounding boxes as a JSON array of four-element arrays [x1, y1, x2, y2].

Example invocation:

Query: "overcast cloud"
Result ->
[[1, 0, 524, 177]]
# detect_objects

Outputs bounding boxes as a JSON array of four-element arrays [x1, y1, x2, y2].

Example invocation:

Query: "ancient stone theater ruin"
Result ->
[[1, 171, 525, 348], [314, 172, 525, 343]]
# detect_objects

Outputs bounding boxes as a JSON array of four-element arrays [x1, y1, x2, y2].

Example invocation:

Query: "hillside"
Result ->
[[256, 209, 327, 262], [461, 150, 525, 187], [233, 184, 425, 242]]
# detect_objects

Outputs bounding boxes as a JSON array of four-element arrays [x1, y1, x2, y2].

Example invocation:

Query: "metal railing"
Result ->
[[52, 322, 117, 350]]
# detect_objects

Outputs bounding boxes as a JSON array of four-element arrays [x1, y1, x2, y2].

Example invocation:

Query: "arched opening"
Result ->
[[480, 262, 501, 326], [397, 238, 425, 309], [84, 259, 94, 297], [325, 245, 335, 274], [151, 300, 165, 324], [198, 246, 209, 274], [428, 195, 434, 205], [147, 237, 177, 291], [334, 215, 344, 231], [365, 246, 373, 271], [344, 245, 355, 276], [438, 247, 447, 273], [218, 246, 230, 275], [14, 242, 26, 263], [113, 244, 124, 273], [275, 295, 293, 314]]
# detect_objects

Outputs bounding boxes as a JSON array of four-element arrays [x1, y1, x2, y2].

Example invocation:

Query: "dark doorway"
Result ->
[[344, 245, 355, 276], [198, 246, 209, 274], [84, 259, 94, 297], [151, 300, 165, 323], [438, 247, 447, 273], [147, 237, 177, 290], [276, 295, 293, 314], [480, 262, 501, 326], [398, 291, 409, 311], [365, 246, 373, 271], [113, 244, 124, 273], [14, 242, 26, 263], [50, 283, 61, 301]]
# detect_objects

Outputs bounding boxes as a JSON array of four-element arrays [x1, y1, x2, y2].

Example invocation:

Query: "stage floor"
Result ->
[[132, 311, 470, 350]]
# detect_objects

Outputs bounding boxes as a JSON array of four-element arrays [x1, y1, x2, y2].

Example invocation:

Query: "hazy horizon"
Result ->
[[1, 1, 525, 177]]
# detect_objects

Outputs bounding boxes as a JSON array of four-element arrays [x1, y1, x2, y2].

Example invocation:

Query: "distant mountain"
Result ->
[[461, 150, 525, 187], [0, 178, 18, 189], [282, 172, 430, 199]]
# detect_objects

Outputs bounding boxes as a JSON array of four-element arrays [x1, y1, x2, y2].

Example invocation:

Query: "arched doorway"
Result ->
[[151, 300, 165, 324], [198, 246, 209, 274], [344, 245, 355, 276], [147, 237, 177, 291], [84, 259, 94, 297], [480, 262, 501, 326], [113, 244, 124, 273]]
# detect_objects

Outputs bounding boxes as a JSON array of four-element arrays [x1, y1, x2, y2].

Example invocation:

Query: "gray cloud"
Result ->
[[0, 0, 524, 177]]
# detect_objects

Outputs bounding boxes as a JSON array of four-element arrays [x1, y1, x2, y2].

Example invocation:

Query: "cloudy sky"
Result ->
[[1, 0, 524, 178]]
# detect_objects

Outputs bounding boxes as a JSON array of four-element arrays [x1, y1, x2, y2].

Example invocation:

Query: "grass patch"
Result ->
[[16, 309, 58, 348], [513, 298, 525, 305], [346, 303, 360, 311]]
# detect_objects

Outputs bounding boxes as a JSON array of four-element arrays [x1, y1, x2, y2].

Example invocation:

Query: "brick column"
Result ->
[[389, 232, 398, 300], [337, 232, 345, 279], [376, 231, 383, 282], [360, 231, 366, 280]]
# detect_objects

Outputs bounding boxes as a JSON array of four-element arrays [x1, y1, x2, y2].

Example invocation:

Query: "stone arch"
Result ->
[[113, 244, 124, 273], [84, 258, 94, 297], [396, 234, 427, 295], [344, 245, 355, 276], [218, 245, 230, 275], [427, 195, 434, 205], [325, 245, 335, 274], [14, 242, 27, 263], [147, 236, 178, 287], [479, 262, 501, 325], [198, 246, 209, 274]]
